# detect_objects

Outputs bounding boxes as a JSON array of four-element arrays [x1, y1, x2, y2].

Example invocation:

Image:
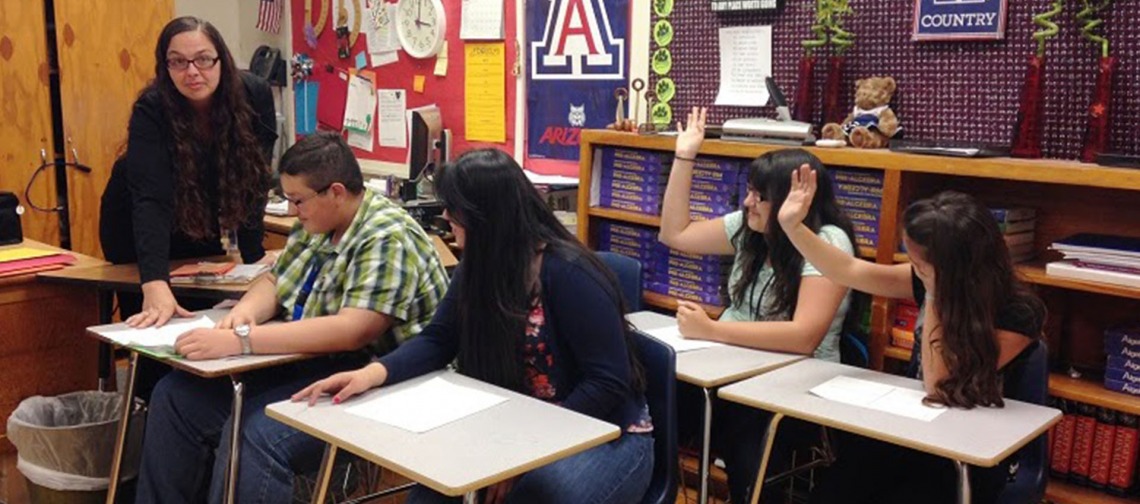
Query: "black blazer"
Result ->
[[100, 71, 277, 283]]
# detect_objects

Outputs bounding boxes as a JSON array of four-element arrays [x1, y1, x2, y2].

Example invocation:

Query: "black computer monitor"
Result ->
[[404, 106, 444, 201]]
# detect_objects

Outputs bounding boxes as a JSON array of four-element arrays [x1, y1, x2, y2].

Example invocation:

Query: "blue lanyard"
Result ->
[[292, 255, 325, 321]]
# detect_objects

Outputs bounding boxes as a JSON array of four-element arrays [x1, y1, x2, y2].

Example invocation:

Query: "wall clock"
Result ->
[[396, 0, 447, 59]]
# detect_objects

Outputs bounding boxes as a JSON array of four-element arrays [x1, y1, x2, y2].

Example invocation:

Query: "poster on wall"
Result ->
[[527, 0, 629, 162], [913, 0, 1008, 41]]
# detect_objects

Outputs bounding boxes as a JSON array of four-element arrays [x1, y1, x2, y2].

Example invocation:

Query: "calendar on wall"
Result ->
[[710, 0, 780, 13]]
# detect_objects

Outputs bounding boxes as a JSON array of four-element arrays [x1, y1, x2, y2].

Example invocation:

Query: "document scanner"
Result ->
[[721, 77, 815, 146]]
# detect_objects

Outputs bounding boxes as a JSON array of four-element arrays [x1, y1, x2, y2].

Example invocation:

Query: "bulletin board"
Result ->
[[291, 0, 519, 165], [652, 1, 1140, 160]]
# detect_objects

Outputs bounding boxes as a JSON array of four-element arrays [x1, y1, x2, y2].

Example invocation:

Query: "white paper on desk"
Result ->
[[378, 89, 407, 148], [810, 376, 947, 422], [345, 376, 508, 433], [714, 25, 772, 107], [643, 326, 724, 353], [524, 170, 579, 186], [460, 0, 505, 40], [97, 315, 216, 352], [265, 199, 290, 216]]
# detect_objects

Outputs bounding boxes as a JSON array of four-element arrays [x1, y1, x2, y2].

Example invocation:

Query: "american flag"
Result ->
[[256, 0, 282, 34]]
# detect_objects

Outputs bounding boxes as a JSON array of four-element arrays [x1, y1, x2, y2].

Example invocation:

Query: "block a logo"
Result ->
[[531, 0, 625, 80]]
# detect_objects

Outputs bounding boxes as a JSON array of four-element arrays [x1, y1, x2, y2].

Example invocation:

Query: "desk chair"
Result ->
[[996, 341, 1049, 504], [633, 330, 679, 504], [597, 251, 643, 312]]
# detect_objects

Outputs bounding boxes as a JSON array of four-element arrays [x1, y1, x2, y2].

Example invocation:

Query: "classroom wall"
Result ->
[[655, 1, 1140, 160], [290, 0, 521, 175]]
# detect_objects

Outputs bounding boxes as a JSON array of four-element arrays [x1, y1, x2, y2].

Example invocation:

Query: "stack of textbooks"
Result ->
[[596, 221, 731, 306], [596, 148, 671, 215], [831, 169, 883, 250], [1105, 327, 1140, 397], [595, 148, 742, 219], [1050, 397, 1140, 495], [991, 207, 1037, 263], [1046, 234, 1140, 289], [890, 300, 919, 350]]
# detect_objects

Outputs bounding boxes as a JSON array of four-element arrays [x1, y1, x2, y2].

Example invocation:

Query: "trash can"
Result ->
[[7, 391, 145, 503]]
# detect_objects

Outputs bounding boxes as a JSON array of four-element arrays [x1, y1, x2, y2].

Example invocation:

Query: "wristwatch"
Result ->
[[234, 324, 253, 355]]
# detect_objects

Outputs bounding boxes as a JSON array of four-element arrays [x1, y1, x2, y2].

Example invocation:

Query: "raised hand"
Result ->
[[777, 164, 817, 232], [674, 106, 707, 160]]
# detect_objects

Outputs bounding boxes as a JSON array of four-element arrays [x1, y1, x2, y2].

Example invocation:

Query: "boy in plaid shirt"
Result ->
[[135, 131, 449, 504]]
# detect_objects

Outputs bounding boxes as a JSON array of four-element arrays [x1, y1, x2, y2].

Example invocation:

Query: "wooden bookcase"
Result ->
[[577, 129, 1140, 502]]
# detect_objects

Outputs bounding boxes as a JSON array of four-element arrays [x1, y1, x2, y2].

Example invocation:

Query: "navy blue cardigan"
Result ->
[[378, 247, 647, 430]]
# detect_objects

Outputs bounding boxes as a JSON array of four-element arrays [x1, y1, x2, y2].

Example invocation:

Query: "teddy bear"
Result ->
[[822, 76, 901, 149]]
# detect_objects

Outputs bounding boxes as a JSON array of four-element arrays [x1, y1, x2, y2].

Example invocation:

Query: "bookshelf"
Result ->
[[578, 130, 1140, 504], [1046, 479, 1140, 504], [579, 129, 1140, 360]]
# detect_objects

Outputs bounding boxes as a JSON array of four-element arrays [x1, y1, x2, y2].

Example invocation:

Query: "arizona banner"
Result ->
[[528, 0, 629, 162]]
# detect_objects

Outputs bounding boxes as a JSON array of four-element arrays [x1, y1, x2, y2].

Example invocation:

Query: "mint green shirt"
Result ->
[[719, 210, 853, 362]]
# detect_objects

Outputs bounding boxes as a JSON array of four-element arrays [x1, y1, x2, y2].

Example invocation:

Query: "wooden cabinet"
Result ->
[[0, 0, 173, 257], [577, 129, 1140, 503], [0, 240, 106, 453]]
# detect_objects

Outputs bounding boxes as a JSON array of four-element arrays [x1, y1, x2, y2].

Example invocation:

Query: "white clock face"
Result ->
[[397, 0, 447, 59]]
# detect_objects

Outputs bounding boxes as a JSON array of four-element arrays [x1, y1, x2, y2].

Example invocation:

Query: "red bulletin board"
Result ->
[[292, 0, 519, 164]]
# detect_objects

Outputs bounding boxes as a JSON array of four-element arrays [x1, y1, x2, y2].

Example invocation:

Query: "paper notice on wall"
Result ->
[[464, 42, 506, 143], [363, 1, 400, 68], [714, 25, 772, 107], [377, 89, 408, 148], [460, 0, 505, 40]]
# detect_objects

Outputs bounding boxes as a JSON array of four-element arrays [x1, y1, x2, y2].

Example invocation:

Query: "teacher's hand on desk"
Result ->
[[127, 280, 193, 328], [292, 362, 389, 405], [175, 328, 242, 360]]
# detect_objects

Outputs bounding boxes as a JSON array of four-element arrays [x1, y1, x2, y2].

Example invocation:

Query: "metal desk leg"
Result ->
[[747, 412, 784, 504], [699, 387, 714, 504], [955, 460, 971, 504], [97, 289, 114, 392], [105, 351, 138, 504], [224, 375, 245, 504], [310, 444, 338, 504], [463, 491, 478, 504]]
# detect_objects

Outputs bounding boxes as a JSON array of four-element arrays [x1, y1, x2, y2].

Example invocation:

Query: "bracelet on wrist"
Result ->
[[674, 155, 697, 163]]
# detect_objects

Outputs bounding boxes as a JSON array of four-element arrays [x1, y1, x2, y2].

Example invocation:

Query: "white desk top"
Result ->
[[266, 371, 620, 497], [718, 358, 1062, 467], [627, 311, 807, 388], [86, 309, 309, 378]]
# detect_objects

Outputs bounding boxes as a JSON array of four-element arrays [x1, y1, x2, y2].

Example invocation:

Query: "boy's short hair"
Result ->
[[278, 131, 365, 194]]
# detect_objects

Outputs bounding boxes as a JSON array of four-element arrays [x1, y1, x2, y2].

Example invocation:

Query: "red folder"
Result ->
[[314, 66, 350, 131], [0, 254, 76, 276]]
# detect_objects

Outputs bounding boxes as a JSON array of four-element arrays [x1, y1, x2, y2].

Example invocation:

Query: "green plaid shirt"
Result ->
[[271, 189, 449, 356]]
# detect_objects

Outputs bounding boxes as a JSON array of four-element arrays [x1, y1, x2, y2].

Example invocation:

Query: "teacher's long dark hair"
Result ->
[[149, 16, 269, 240], [435, 148, 645, 394]]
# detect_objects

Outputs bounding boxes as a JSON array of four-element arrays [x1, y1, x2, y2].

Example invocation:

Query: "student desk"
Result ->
[[265, 370, 621, 504], [627, 311, 806, 504], [87, 309, 307, 504], [38, 256, 253, 392], [0, 240, 105, 452], [263, 215, 460, 269], [718, 358, 1062, 504]]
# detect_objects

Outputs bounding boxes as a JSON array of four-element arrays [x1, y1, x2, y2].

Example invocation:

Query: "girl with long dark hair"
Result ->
[[778, 168, 1046, 503], [100, 16, 276, 329], [660, 107, 857, 503], [295, 148, 655, 504]]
